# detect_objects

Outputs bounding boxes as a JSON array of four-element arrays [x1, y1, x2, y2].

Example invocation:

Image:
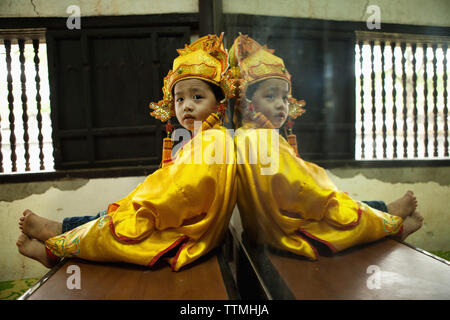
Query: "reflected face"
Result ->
[[250, 78, 289, 128], [174, 79, 218, 131]]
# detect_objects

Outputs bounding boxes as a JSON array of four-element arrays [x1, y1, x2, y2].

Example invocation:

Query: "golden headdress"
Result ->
[[149, 33, 237, 122], [229, 34, 305, 119], [149, 34, 237, 167]]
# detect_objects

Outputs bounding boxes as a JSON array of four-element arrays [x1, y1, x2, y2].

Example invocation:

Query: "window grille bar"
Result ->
[[4, 40, 17, 172], [423, 43, 429, 158], [391, 41, 398, 159], [358, 41, 365, 159], [432, 44, 439, 157], [401, 42, 408, 158], [412, 43, 418, 158], [370, 40, 376, 158], [444, 44, 449, 157], [380, 41, 387, 158], [33, 39, 45, 170], [18, 39, 31, 171]]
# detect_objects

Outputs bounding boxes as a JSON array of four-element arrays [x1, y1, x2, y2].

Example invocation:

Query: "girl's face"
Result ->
[[174, 79, 218, 132], [250, 78, 289, 128]]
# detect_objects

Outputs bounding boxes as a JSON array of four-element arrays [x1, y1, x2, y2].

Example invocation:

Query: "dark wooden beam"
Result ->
[[199, 0, 223, 36], [0, 14, 199, 30]]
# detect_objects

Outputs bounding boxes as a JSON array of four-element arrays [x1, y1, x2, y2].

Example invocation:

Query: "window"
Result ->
[[355, 31, 449, 160], [0, 22, 195, 176], [0, 30, 54, 174]]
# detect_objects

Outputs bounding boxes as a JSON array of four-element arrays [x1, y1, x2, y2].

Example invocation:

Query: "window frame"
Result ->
[[0, 14, 199, 183], [224, 14, 450, 169]]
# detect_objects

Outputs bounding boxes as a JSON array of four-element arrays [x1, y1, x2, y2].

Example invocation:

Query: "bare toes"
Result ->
[[16, 233, 29, 247], [413, 211, 424, 222], [23, 209, 33, 217]]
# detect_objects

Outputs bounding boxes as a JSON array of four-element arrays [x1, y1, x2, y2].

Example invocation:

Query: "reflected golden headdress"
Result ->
[[229, 34, 306, 155], [229, 34, 306, 120], [149, 33, 237, 122]]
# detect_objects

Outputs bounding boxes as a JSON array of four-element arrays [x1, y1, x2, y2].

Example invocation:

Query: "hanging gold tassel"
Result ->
[[215, 101, 228, 124], [161, 137, 174, 167], [287, 133, 299, 156], [161, 122, 174, 167], [286, 119, 299, 156], [201, 112, 221, 132]]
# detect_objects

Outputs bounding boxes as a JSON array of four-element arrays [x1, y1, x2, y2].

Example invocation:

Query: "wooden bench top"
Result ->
[[235, 230, 450, 300], [19, 224, 450, 300], [20, 247, 238, 300]]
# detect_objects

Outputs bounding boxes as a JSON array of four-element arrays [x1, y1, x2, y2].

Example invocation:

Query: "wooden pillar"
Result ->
[[199, 0, 223, 36]]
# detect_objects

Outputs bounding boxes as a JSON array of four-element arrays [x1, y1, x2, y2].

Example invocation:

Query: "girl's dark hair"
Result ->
[[245, 82, 260, 101], [205, 81, 225, 102], [233, 81, 261, 128]]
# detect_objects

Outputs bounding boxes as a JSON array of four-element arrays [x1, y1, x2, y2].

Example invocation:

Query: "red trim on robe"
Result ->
[[296, 229, 338, 254], [148, 235, 189, 268], [107, 203, 120, 214], [45, 247, 61, 262], [108, 218, 144, 244], [392, 225, 404, 239], [171, 238, 190, 271]]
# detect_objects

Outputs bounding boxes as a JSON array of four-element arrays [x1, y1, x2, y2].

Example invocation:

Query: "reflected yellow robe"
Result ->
[[235, 122, 403, 260], [45, 115, 237, 271]]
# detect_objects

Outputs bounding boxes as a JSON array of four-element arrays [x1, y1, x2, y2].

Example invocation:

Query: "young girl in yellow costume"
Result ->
[[229, 34, 423, 260], [17, 34, 238, 271]]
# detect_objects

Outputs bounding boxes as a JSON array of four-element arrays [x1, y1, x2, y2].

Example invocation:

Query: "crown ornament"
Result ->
[[149, 34, 238, 122], [228, 34, 306, 119]]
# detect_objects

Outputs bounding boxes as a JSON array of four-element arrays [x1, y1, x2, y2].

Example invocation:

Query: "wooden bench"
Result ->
[[19, 240, 239, 300], [18, 221, 450, 300], [229, 224, 450, 300]]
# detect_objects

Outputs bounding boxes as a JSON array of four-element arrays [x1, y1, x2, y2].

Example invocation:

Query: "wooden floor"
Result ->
[[21, 251, 236, 300]]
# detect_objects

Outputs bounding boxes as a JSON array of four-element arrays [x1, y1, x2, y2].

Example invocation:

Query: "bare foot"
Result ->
[[386, 191, 418, 219], [16, 233, 57, 268], [400, 211, 424, 241], [19, 210, 62, 242]]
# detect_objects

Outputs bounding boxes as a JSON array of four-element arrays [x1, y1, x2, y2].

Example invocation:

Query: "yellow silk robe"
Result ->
[[235, 123, 403, 260], [45, 118, 237, 271]]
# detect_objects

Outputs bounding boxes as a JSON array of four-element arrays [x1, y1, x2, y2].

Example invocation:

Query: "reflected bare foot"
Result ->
[[16, 233, 56, 268], [387, 191, 417, 219], [400, 211, 424, 241], [19, 209, 62, 242]]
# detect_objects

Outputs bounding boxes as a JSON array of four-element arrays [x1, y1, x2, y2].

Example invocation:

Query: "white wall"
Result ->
[[224, 0, 450, 27], [327, 168, 450, 252], [2, 0, 449, 28], [0, 0, 198, 17], [0, 176, 145, 281]]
